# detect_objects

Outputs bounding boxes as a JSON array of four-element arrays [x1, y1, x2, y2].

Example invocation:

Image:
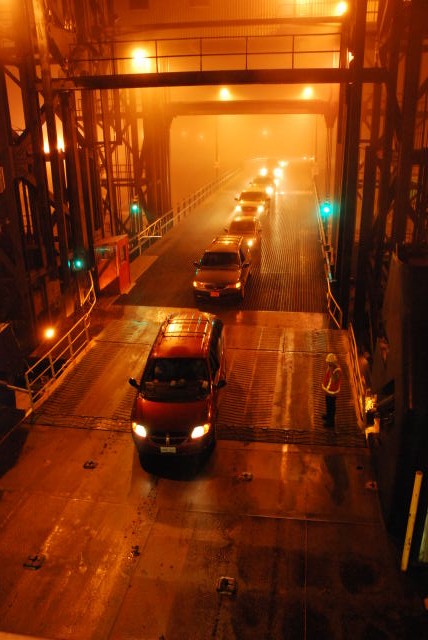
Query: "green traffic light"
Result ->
[[73, 258, 84, 271], [321, 201, 332, 216], [130, 201, 140, 214]]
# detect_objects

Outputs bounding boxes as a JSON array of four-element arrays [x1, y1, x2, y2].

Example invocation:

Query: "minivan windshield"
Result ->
[[141, 357, 210, 401]]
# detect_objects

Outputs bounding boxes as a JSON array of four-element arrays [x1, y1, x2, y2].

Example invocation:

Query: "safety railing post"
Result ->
[[48, 353, 55, 379], [84, 316, 90, 342], [67, 332, 73, 361], [24, 371, 35, 412]]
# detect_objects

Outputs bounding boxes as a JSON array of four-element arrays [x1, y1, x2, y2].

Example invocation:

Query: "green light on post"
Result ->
[[69, 249, 88, 272], [73, 257, 84, 270], [321, 201, 332, 217], [130, 198, 140, 215]]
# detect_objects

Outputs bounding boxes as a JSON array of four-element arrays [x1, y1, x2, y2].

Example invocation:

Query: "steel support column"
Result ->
[[30, 0, 70, 290], [129, 90, 146, 217], [100, 90, 119, 234], [354, 81, 382, 342], [60, 92, 90, 257], [80, 89, 105, 240], [373, 0, 402, 329], [0, 69, 35, 349], [392, 0, 424, 246], [336, 0, 367, 327], [142, 95, 172, 218]]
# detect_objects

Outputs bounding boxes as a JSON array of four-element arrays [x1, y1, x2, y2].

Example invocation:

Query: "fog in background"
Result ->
[[170, 112, 325, 205]]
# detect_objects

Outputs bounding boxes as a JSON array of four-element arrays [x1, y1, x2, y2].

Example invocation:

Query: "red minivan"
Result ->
[[129, 312, 227, 458]]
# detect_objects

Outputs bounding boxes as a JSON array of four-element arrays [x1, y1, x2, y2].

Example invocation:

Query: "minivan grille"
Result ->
[[150, 431, 189, 445]]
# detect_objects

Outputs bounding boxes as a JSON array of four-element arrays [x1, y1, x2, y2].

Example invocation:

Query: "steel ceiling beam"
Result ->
[[167, 99, 334, 117], [45, 67, 387, 92]]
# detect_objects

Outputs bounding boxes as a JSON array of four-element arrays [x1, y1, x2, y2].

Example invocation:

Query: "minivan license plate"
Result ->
[[210, 291, 220, 297], [160, 446, 177, 454]]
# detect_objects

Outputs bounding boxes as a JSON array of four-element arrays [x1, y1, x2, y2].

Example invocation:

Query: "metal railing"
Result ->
[[129, 168, 240, 261], [314, 188, 343, 329], [23, 273, 97, 412], [68, 32, 342, 78], [348, 322, 367, 423], [313, 188, 366, 423], [325, 279, 343, 329]]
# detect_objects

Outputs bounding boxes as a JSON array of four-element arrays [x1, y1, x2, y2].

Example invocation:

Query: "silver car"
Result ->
[[193, 235, 252, 301]]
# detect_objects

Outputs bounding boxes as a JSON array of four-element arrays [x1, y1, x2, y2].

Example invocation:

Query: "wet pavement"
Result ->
[[0, 303, 426, 639], [0, 172, 427, 639]]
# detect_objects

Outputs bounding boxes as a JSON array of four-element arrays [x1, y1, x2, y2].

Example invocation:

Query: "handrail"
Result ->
[[68, 32, 342, 78], [326, 279, 343, 330], [23, 272, 97, 412], [313, 187, 343, 328], [129, 168, 240, 260], [348, 322, 367, 423]]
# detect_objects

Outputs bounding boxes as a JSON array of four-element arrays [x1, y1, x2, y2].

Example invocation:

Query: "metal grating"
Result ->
[[218, 327, 366, 448], [27, 336, 150, 431], [225, 325, 284, 351], [219, 349, 279, 429], [242, 191, 327, 312]]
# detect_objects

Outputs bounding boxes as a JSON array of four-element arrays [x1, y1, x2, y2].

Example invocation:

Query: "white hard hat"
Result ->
[[326, 353, 338, 364]]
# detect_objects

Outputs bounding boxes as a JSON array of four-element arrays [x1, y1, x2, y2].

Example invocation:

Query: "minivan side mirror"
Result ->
[[193, 260, 200, 268], [216, 379, 227, 389], [129, 377, 138, 389]]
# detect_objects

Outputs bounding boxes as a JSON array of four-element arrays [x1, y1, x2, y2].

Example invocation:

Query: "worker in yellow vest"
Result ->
[[322, 353, 342, 428]]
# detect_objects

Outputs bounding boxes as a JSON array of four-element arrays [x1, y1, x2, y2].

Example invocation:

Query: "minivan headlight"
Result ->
[[132, 421, 147, 438], [191, 423, 211, 439]]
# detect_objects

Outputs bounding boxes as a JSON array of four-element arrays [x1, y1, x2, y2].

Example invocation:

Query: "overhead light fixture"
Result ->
[[302, 86, 314, 99], [219, 87, 231, 100], [336, 2, 349, 16], [132, 48, 151, 72]]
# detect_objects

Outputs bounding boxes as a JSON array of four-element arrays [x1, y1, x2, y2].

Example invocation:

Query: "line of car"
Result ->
[[128, 167, 280, 462], [192, 170, 276, 302]]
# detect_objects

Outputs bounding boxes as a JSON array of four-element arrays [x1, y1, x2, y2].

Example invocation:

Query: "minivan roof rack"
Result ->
[[162, 312, 211, 338]]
